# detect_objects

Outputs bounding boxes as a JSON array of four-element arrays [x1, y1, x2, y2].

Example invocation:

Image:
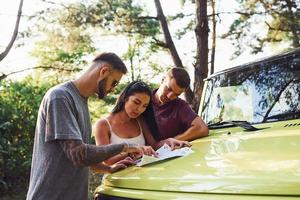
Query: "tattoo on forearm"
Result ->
[[59, 140, 126, 166]]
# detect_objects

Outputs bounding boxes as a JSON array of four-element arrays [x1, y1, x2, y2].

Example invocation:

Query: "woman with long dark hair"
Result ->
[[94, 81, 189, 166]]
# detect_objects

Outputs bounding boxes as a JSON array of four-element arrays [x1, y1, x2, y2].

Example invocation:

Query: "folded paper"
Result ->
[[136, 144, 193, 166]]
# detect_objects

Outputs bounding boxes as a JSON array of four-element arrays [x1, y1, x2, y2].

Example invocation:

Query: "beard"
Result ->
[[97, 78, 107, 99]]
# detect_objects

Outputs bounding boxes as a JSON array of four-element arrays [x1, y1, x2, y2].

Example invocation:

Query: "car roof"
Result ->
[[206, 47, 300, 80]]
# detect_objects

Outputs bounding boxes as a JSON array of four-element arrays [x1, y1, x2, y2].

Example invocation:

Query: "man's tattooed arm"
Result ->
[[59, 140, 141, 166]]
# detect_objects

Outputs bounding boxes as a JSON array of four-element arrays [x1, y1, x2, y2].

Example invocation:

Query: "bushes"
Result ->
[[0, 80, 50, 196]]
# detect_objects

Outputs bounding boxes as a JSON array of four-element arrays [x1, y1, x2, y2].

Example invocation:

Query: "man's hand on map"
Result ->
[[129, 145, 158, 160]]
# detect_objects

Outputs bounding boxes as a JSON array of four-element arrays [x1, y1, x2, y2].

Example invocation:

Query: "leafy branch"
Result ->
[[0, 65, 80, 81]]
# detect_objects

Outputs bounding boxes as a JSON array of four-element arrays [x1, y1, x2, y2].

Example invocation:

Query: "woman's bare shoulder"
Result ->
[[95, 117, 110, 132]]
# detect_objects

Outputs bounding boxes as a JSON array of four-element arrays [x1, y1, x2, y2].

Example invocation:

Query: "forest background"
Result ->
[[0, 0, 299, 199]]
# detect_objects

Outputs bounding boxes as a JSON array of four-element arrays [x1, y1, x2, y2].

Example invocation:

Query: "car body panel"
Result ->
[[95, 48, 300, 199], [97, 120, 300, 197], [97, 185, 300, 200]]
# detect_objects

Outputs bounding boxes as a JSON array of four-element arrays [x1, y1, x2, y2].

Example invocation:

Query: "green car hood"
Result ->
[[103, 120, 300, 196]]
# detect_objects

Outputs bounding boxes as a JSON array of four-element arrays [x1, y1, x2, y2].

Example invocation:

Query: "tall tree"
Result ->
[[153, 0, 210, 111], [192, 0, 209, 112], [154, 0, 184, 69], [210, 0, 216, 75], [153, 0, 195, 104], [25, 0, 210, 110], [53, 0, 161, 81]]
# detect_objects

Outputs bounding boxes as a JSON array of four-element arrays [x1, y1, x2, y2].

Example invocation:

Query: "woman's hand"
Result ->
[[159, 138, 191, 150], [123, 143, 158, 158], [140, 145, 158, 157]]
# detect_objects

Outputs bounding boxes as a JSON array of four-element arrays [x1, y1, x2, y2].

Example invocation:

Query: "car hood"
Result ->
[[103, 120, 300, 196]]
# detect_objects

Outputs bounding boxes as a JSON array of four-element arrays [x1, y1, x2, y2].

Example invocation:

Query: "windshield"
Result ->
[[201, 53, 300, 125]]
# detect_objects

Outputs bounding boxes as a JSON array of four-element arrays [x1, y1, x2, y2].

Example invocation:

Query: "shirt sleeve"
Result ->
[[178, 100, 198, 129], [45, 97, 82, 142]]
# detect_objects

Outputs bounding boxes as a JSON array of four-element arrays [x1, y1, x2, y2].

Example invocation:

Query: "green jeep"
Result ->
[[94, 48, 300, 200]]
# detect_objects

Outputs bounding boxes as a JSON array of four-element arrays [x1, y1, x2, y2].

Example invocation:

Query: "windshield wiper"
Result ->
[[208, 120, 260, 131], [264, 110, 300, 122]]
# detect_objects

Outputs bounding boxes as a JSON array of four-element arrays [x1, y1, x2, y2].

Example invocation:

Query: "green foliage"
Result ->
[[0, 80, 50, 196], [24, 0, 181, 82], [30, 22, 95, 82], [68, 0, 161, 36], [22, 3, 96, 83], [89, 97, 113, 126], [38, 0, 162, 45], [175, 20, 195, 40], [223, 0, 300, 57], [80, 0, 165, 79]]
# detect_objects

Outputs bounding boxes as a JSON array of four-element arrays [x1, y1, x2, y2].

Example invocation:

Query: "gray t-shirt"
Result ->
[[26, 81, 92, 200]]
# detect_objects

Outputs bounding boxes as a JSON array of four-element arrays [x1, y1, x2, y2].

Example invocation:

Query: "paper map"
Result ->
[[136, 144, 193, 167]]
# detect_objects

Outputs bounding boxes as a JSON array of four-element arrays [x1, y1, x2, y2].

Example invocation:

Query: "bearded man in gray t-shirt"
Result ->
[[26, 53, 143, 200]]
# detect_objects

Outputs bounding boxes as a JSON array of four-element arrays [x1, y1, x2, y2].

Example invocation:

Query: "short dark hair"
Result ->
[[93, 52, 127, 74], [112, 81, 160, 140], [168, 68, 190, 89]]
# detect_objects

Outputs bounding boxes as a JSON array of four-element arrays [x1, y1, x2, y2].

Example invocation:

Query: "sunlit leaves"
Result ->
[[223, 0, 300, 56], [0, 80, 50, 195]]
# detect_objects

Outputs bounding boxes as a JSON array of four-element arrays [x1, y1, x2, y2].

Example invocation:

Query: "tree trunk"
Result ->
[[193, 0, 209, 113], [128, 39, 135, 81], [154, 0, 194, 103], [154, 0, 184, 69], [0, 0, 24, 62], [210, 0, 216, 75]]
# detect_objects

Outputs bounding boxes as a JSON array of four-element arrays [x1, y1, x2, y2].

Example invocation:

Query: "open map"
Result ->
[[136, 144, 193, 167]]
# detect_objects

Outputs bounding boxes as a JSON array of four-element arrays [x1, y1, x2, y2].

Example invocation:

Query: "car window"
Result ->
[[201, 54, 300, 124]]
